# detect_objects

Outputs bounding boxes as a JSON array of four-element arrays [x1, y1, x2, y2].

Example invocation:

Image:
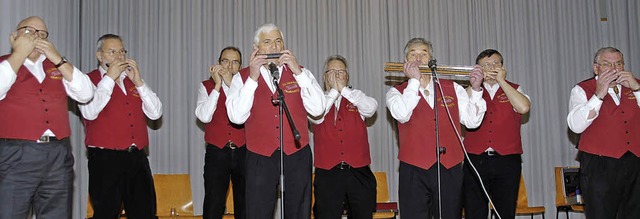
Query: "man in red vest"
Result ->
[[386, 38, 486, 219], [0, 16, 94, 218], [462, 49, 531, 219], [196, 46, 246, 219], [567, 47, 640, 218], [78, 34, 163, 219], [310, 55, 378, 218], [226, 23, 325, 219]]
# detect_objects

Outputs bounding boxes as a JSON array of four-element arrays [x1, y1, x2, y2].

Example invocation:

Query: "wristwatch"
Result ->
[[54, 56, 68, 68]]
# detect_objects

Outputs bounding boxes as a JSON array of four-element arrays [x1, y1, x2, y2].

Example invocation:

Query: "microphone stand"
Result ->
[[429, 59, 446, 219], [269, 63, 301, 219]]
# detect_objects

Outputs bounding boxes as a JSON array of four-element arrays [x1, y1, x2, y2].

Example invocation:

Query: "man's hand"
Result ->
[[209, 64, 224, 90], [125, 59, 144, 87], [469, 68, 484, 91], [106, 60, 126, 81], [616, 71, 640, 91], [403, 60, 421, 80], [335, 71, 347, 92], [34, 38, 63, 64], [595, 69, 618, 99], [9, 32, 37, 58], [278, 50, 302, 75], [249, 48, 267, 81]]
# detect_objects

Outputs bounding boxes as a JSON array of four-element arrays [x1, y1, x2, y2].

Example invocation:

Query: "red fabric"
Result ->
[[202, 79, 246, 148], [395, 80, 463, 169], [83, 69, 149, 149], [577, 78, 640, 158], [0, 55, 70, 140], [239, 66, 309, 156], [464, 81, 523, 155], [312, 98, 371, 170]]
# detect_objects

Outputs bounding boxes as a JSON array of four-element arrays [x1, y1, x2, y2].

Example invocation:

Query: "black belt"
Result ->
[[89, 145, 139, 153], [334, 161, 352, 170], [1, 136, 64, 144]]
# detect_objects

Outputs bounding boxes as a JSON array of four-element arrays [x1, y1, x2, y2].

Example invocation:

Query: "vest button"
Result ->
[[45, 121, 49, 124], [627, 141, 630, 145], [130, 124, 134, 127], [44, 108, 48, 112], [276, 126, 279, 129]]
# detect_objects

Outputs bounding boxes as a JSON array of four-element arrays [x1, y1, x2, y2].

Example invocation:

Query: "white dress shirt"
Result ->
[[386, 78, 486, 129], [567, 78, 640, 133], [0, 55, 94, 137], [78, 66, 163, 121], [225, 65, 326, 125], [195, 81, 230, 123], [309, 87, 378, 124], [483, 82, 530, 101]]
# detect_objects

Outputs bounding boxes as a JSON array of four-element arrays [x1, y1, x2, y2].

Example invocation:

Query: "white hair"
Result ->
[[253, 23, 284, 45]]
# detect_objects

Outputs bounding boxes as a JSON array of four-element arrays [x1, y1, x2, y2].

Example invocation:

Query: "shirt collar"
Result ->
[[24, 54, 46, 66]]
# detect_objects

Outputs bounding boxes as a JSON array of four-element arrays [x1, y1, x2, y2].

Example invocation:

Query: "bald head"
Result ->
[[17, 16, 47, 32]]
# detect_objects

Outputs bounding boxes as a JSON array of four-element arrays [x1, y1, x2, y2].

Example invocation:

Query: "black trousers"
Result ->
[[245, 146, 312, 219], [398, 161, 463, 219], [313, 165, 377, 219], [462, 153, 521, 219], [580, 151, 640, 219], [87, 147, 157, 219], [203, 144, 246, 219]]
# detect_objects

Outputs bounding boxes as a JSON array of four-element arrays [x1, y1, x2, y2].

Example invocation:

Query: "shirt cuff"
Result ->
[[328, 89, 340, 99], [243, 77, 259, 93], [406, 78, 421, 91], [63, 67, 87, 87], [136, 83, 153, 97], [0, 61, 18, 82], [587, 95, 603, 112], [470, 88, 484, 99]]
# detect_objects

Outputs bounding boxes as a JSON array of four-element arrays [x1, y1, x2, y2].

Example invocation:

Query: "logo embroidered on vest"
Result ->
[[498, 93, 510, 103], [47, 68, 63, 80], [438, 95, 456, 107], [626, 91, 636, 100], [347, 102, 358, 112], [129, 86, 141, 97], [282, 81, 300, 94]]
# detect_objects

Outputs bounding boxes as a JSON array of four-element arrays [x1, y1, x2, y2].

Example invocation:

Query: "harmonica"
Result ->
[[384, 62, 473, 80]]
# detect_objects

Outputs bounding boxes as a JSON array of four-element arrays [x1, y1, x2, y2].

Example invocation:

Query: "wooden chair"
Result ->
[[154, 174, 200, 218], [222, 181, 235, 219], [554, 167, 584, 219], [372, 172, 398, 219], [513, 174, 546, 218]]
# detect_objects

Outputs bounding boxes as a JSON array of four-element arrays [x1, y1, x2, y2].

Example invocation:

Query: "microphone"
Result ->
[[268, 62, 279, 80], [428, 58, 437, 71]]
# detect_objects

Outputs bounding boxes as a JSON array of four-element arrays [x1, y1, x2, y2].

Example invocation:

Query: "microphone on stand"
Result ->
[[269, 62, 280, 80], [428, 58, 438, 71]]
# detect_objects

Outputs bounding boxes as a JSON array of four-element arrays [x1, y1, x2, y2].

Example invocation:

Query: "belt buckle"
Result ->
[[339, 161, 350, 170], [486, 150, 496, 156], [226, 141, 237, 149], [127, 145, 137, 153], [36, 135, 50, 143]]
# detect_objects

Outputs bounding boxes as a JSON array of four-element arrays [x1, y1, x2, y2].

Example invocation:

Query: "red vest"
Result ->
[[577, 78, 640, 158], [464, 81, 523, 155], [83, 70, 149, 149], [312, 98, 371, 170], [0, 55, 70, 140], [395, 80, 463, 169], [202, 79, 246, 148], [239, 66, 310, 156]]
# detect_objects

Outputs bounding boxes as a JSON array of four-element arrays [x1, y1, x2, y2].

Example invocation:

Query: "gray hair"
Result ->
[[253, 23, 284, 45], [323, 55, 348, 72], [96, 34, 123, 52], [403, 38, 433, 58], [593, 47, 623, 64]]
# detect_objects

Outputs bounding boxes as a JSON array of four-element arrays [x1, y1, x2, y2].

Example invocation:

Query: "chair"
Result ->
[[513, 174, 546, 218], [554, 167, 584, 219], [372, 172, 398, 219], [222, 181, 235, 219], [154, 174, 200, 218]]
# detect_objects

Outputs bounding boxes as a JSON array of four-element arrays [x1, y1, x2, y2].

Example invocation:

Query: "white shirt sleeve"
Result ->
[[386, 78, 421, 124], [567, 85, 604, 133], [137, 83, 163, 120], [341, 87, 378, 119], [62, 66, 95, 103], [78, 77, 114, 120], [0, 60, 18, 101], [308, 89, 340, 125], [225, 73, 257, 125], [455, 83, 486, 129], [293, 68, 326, 117], [195, 83, 220, 123]]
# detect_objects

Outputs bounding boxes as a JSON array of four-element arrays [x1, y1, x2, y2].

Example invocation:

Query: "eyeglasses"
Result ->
[[17, 26, 49, 39], [102, 49, 128, 56], [481, 61, 503, 69], [597, 61, 624, 69], [325, 69, 348, 74], [220, 59, 240, 65]]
